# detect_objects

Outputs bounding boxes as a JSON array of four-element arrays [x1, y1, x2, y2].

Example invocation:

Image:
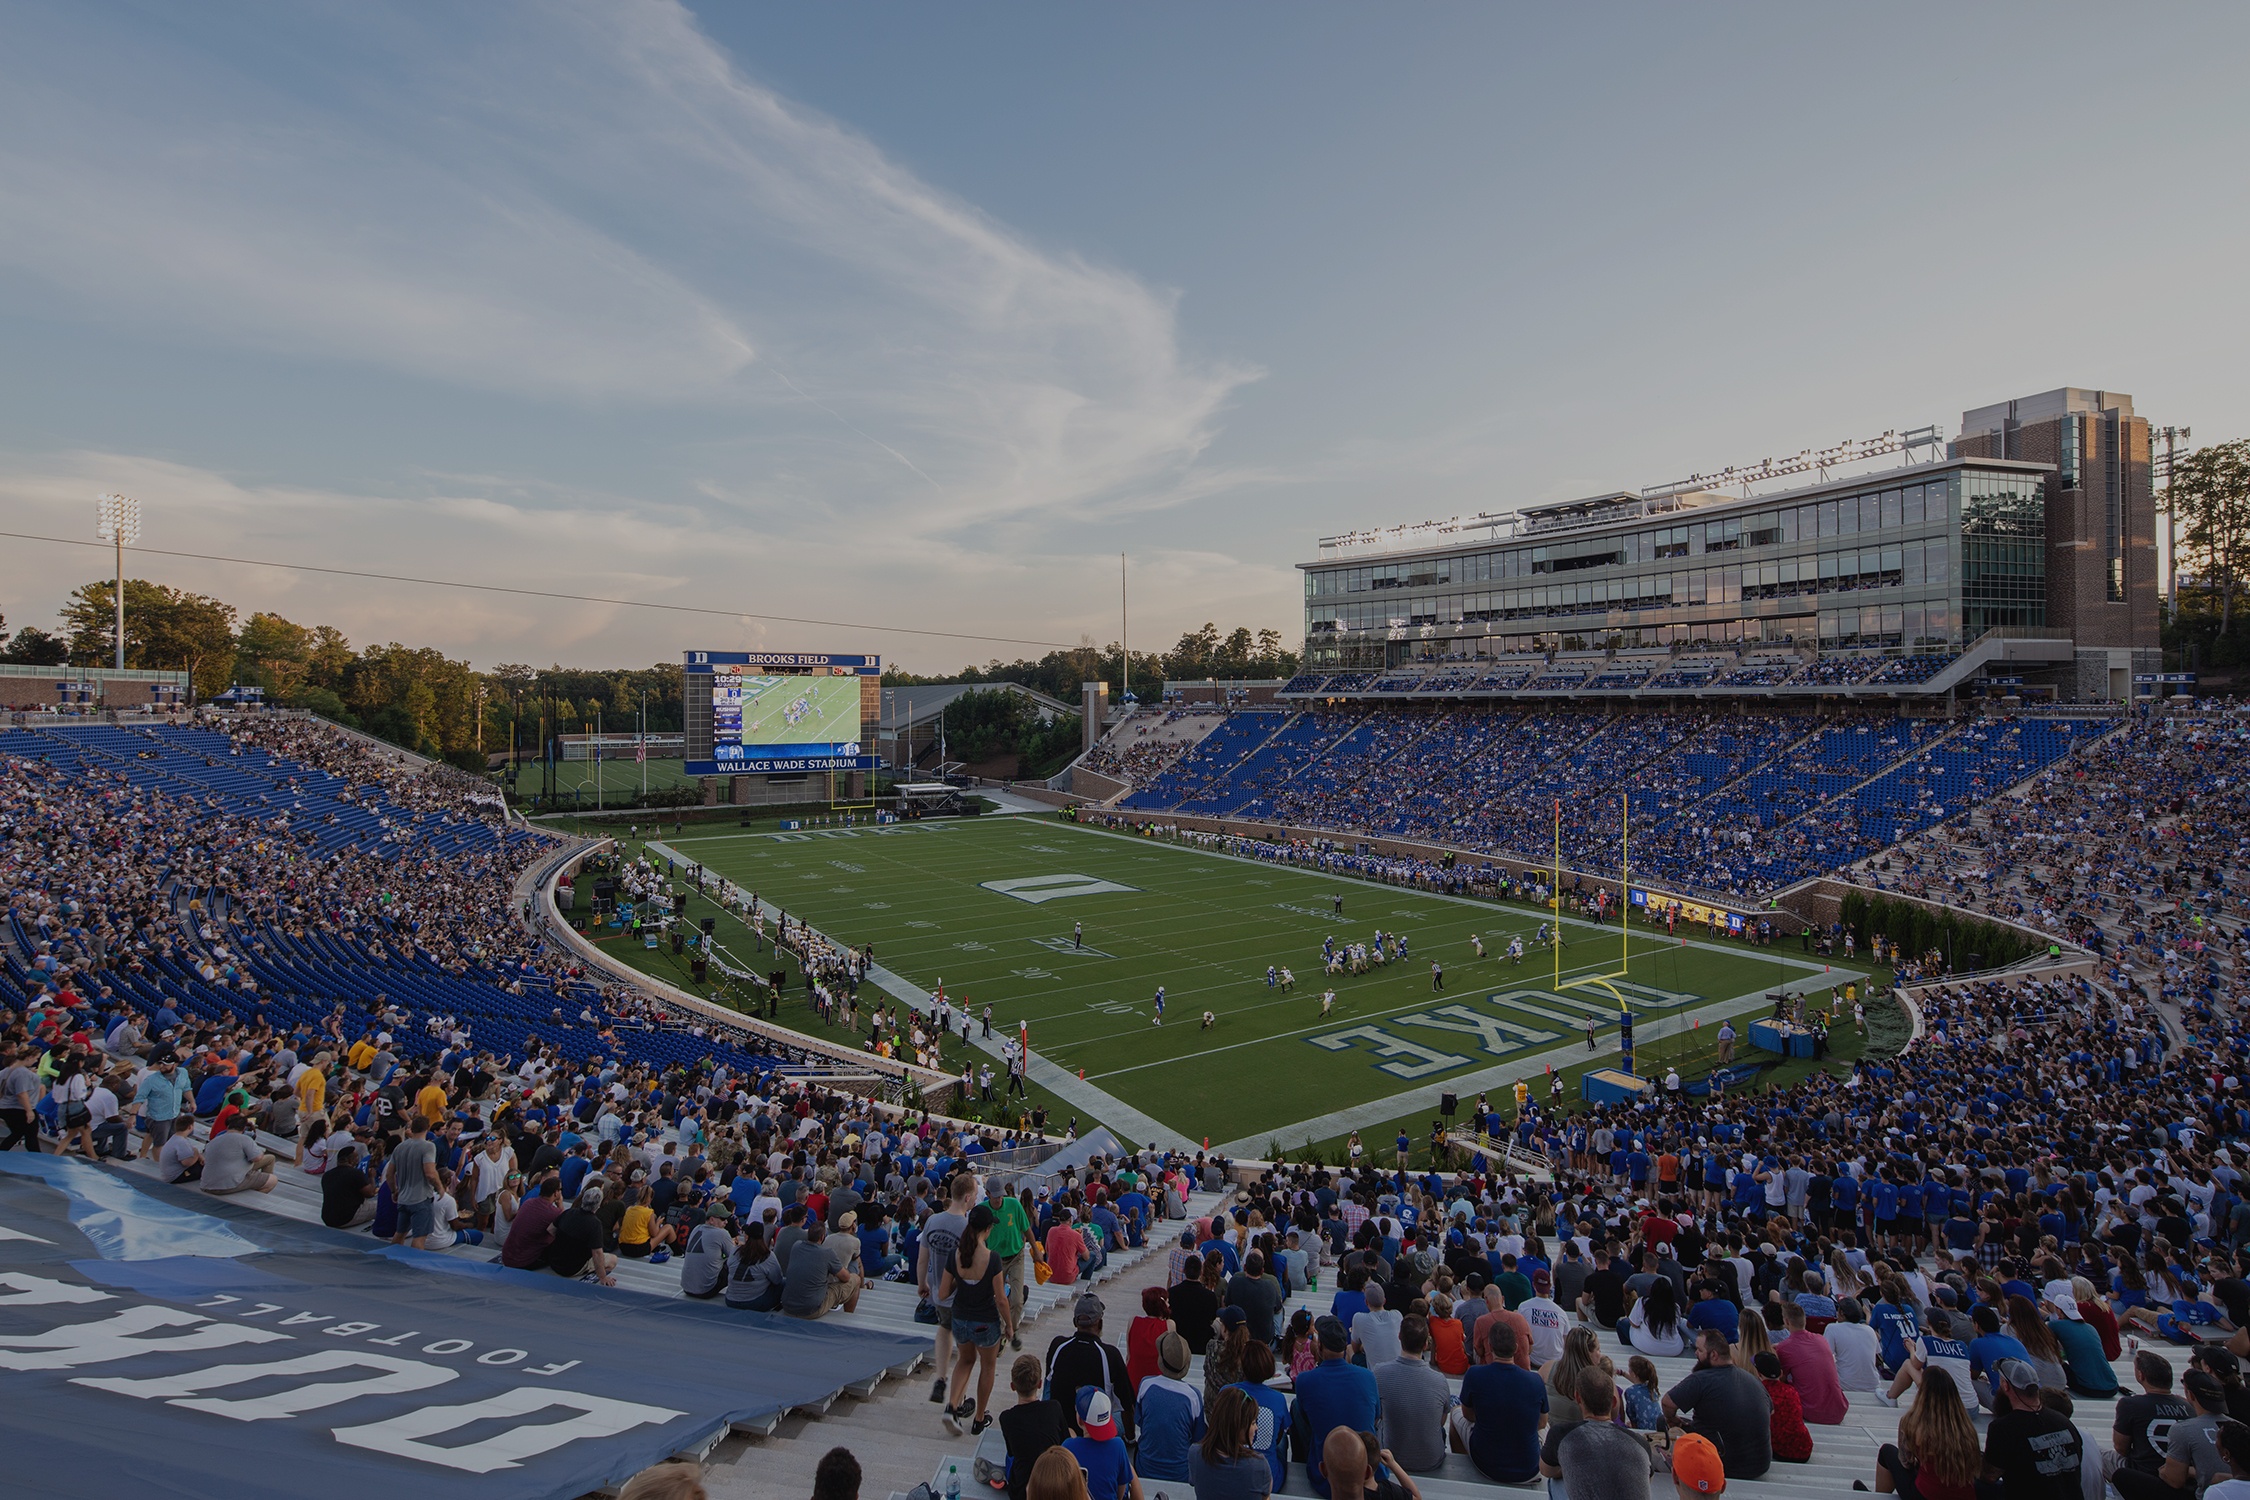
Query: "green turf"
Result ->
[[634, 814, 1884, 1148]]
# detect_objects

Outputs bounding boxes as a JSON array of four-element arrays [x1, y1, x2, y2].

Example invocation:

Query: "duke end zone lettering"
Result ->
[[0, 1155, 925, 1500]]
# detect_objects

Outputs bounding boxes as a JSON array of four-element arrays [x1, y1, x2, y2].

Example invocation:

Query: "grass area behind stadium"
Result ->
[[596, 812, 1886, 1155]]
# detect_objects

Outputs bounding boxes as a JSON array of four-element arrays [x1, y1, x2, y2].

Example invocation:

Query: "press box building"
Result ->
[[1295, 387, 2159, 702]]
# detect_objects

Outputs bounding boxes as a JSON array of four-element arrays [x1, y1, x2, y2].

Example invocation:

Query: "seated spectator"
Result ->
[[1774, 1299, 1848, 1423], [318, 1142, 377, 1229], [678, 1207, 734, 1300], [618, 1460, 706, 1500], [1983, 1359, 2086, 1498], [500, 1177, 566, 1269], [781, 1217, 861, 1320], [1454, 1318, 1546, 1485], [1317, 1426, 1420, 1500], [1136, 1332, 1203, 1485], [1868, 1363, 1981, 1500], [1540, 1366, 1657, 1499], [546, 1185, 618, 1286], [1369, 1315, 1450, 1475], [1188, 1386, 1270, 1500], [1751, 1351, 1812, 1465], [1063, 1390, 1140, 1500], [1825, 1298, 1884, 1393], [1002, 1354, 1068, 1500], [1662, 1329, 1771, 1481], [1292, 1315, 1376, 1498], [200, 1115, 277, 1196], [1350, 1282, 1403, 1367]]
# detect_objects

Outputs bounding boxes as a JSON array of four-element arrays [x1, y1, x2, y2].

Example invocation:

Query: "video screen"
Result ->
[[711, 670, 865, 764]]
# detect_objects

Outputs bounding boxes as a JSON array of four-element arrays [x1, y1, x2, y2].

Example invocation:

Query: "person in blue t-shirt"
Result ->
[[1963, 1304, 2029, 1410], [1457, 1318, 1547, 1484], [1232, 1341, 1293, 1494], [1291, 1316, 1378, 1498], [1869, 1287, 1919, 1376], [1687, 1282, 1741, 1343], [1064, 1389, 1138, 1500]]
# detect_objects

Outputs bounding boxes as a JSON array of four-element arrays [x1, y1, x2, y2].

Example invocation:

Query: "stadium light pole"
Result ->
[[95, 493, 140, 671], [2153, 425, 2190, 623], [1119, 552, 1130, 704]]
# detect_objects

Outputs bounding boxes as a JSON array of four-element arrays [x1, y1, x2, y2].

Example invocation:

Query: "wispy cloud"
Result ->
[[0, 1, 1258, 546]]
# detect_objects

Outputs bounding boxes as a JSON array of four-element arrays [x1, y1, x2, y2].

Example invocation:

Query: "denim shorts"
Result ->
[[953, 1317, 1003, 1349], [399, 1198, 439, 1238]]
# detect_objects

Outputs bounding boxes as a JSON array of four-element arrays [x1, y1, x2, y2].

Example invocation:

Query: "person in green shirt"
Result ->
[[986, 1178, 1034, 1347], [2042, 1281, 2118, 1397]]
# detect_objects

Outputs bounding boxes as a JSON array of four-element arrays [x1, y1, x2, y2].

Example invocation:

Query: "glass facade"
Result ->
[[1302, 462, 2047, 669]]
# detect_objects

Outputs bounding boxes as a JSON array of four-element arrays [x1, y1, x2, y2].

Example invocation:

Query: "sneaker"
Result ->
[[971, 1415, 992, 1436], [1873, 1389, 1897, 1407], [1010, 1335, 1023, 1352], [931, 1378, 947, 1404], [648, 1250, 670, 1265], [941, 1405, 961, 1436]]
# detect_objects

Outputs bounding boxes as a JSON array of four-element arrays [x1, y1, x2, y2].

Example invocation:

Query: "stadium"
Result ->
[[7, 369, 2249, 1500], [3, 10, 2249, 1499]]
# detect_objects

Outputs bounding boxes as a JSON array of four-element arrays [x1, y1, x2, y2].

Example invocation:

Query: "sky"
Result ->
[[0, 2, 2244, 674]]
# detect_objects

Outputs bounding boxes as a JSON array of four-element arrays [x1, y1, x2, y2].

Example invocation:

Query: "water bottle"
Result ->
[[946, 1465, 961, 1500]]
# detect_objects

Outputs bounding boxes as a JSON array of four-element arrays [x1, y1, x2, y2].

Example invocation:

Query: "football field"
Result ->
[[656, 814, 1879, 1154]]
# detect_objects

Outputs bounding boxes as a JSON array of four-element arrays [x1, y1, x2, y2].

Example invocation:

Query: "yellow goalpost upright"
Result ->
[[1555, 792, 1637, 1073]]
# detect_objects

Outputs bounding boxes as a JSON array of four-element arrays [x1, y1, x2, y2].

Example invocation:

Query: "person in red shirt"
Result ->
[[1754, 1350, 1814, 1463], [1045, 1207, 1087, 1286], [2074, 1275, 2122, 1360], [1641, 1208, 1679, 1255], [1774, 1300, 1849, 1423]]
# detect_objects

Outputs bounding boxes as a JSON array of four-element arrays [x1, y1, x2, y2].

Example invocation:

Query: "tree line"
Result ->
[[0, 578, 1294, 772], [881, 621, 1298, 700]]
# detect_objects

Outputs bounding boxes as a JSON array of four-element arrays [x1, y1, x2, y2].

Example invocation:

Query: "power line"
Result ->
[[0, 530, 1080, 652]]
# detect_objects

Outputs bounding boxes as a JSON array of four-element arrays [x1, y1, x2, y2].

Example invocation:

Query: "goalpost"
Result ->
[[1554, 792, 1638, 1075]]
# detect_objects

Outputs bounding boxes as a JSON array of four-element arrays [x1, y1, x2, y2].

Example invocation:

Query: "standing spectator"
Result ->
[[921, 1175, 976, 1406], [1454, 1319, 1547, 1485], [939, 1203, 1013, 1435], [385, 1114, 441, 1248]]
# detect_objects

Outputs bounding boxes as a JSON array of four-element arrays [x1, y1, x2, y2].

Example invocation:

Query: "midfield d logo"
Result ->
[[979, 874, 1139, 904]]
